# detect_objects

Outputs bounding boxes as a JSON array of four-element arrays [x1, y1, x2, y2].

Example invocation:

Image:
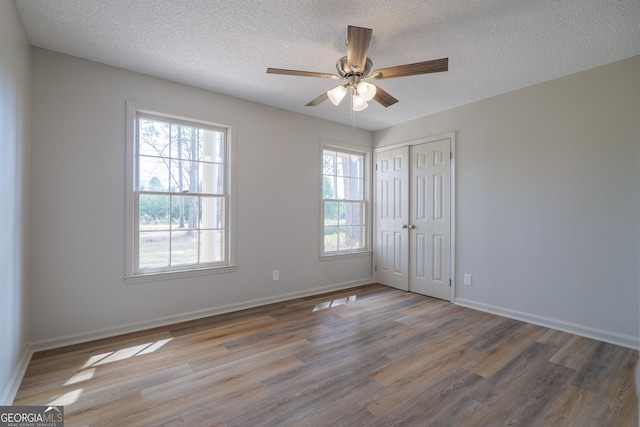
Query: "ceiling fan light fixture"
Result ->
[[357, 81, 377, 101], [267, 26, 448, 113], [327, 85, 347, 105], [352, 94, 368, 111]]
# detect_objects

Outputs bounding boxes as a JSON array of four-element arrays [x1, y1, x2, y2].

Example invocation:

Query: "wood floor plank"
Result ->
[[463, 322, 547, 378], [536, 327, 573, 348], [427, 395, 484, 427], [549, 334, 601, 370], [499, 362, 575, 425], [571, 340, 631, 393], [370, 330, 473, 386], [539, 384, 602, 426], [64, 392, 146, 427], [223, 356, 388, 426], [369, 368, 485, 426], [469, 341, 560, 405], [381, 318, 468, 361], [14, 284, 638, 426], [365, 344, 478, 418], [465, 317, 526, 351], [226, 374, 377, 427], [299, 319, 405, 366], [134, 358, 299, 426]]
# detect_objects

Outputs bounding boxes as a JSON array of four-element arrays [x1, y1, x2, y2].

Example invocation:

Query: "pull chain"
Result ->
[[350, 91, 356, 128]]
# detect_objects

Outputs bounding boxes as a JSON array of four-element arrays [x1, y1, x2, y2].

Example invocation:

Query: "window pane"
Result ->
[[139, 156, 169, 191], [336, 152, 350, 177], [324, 226, 339, 252], [322, 151, 335, 175], [323, 175, 336, 199], [324, 201, 338, 225], [337, 227, 348, 251], [169, 159, 198, 193], [139, 230, 170, 269], [336, 176, 349, 200], [212, 164, 224, 195], [342, 226, 365, 250], [340, 202, 363, 226], [201, 129, 225, 163], [338, 202, 346, 225], [171, 124, 199, 161], [170, 195, 200, 230], [139, 119, 170, 157], [350, 154, 363, 178], [350, 177, 364, 200], [200, 229, 224, 263], [170, 161, 223, 195], [139, 195, 170, 226], [171, 230, 199, 266], [197, 162, 209, 194], [201, 197, 224, 229]]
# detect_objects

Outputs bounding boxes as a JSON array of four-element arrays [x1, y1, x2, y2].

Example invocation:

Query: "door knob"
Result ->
[[402, 224, 408, 229], [409, 224, 416, 229]]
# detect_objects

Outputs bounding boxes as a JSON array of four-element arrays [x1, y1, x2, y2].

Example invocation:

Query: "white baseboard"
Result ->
[[454, 298, 639, 350], [1, 345, 33, 405], [31, 278, 373, 352]]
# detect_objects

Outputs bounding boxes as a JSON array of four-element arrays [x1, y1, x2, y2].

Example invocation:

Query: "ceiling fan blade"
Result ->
[[305, 92, 329, 107], [267, 68, 339, 79], [373, 86, 399, 107], [371, 58, 448, 80], [347, 26, 372, 73]]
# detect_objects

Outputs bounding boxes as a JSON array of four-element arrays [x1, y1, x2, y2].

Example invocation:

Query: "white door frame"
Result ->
[[373, 132, 456, 301]]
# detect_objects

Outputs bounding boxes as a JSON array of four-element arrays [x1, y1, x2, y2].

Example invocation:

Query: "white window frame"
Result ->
[[320, 141, 372, 259], [124, 100, 236, 284]]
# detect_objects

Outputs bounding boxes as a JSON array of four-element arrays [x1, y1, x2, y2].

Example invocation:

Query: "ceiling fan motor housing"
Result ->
[[337, 56, 373, 79]]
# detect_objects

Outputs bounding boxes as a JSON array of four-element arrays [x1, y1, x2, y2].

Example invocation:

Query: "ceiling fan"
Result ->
[[267, 25, 448, 112]]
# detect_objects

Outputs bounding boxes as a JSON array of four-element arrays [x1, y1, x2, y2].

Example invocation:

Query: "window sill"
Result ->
[[319, 251, 372, 262], [124, 265, 237, 285]]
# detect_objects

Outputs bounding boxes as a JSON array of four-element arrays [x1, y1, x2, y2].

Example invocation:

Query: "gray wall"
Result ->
[[29, 49, 373, 346], [375, 56, 640, 347], [0, 1, 31, 404]]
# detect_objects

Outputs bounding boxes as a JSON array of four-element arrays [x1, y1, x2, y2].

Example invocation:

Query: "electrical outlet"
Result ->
[[463, 274, 472, 286], [272, 270, 279, 281]]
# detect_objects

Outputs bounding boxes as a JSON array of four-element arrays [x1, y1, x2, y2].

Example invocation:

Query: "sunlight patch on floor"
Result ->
[[48, 388, 83, 406], [81, 338, 174, 369], [64, 368, 96, 385], [52, 338, 174, 408], [313, 295, 357, 312]]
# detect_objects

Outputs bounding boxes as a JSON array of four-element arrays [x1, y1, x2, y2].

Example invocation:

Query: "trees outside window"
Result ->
[[322, 148, 367, 254], [128, 107, 231, 276]]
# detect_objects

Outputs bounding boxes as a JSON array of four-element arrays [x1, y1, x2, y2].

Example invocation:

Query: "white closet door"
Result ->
[[375, 146, 409, 291], [375, 138, 452, 300], [409, 139, 451, 300]]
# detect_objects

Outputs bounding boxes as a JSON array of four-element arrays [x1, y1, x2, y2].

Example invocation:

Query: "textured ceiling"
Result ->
[[14, 0, 640, 131]]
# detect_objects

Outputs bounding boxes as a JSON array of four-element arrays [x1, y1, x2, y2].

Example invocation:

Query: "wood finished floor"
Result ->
[[15, 284, 639, 426]]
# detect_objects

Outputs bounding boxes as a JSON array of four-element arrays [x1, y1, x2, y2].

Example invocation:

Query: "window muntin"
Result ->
[[322, 148, 367, 254], [134, 113, 229, 274]]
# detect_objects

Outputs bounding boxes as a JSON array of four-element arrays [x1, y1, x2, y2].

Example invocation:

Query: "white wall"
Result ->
[[0, 1, 31, 404], [29, 49, 373, 347], [375, 56, 640, 348]]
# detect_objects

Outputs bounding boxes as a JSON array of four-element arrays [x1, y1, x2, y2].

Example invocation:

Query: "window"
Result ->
[[322, 146, 368, 255], [125, 102, 234, 281]]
